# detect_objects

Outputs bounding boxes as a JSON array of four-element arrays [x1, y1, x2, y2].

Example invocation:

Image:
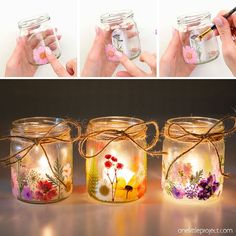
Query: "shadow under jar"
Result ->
[[177, 11, 219, 65], [18, 14, 61, 66], [86, 117, 147, 203], [162, 117, 225, 203], [101, 10, 141, 60], [10, 117, 74, 204]]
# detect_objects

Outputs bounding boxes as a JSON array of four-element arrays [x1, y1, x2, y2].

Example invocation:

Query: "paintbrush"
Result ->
[[197, 7, 236, 40]]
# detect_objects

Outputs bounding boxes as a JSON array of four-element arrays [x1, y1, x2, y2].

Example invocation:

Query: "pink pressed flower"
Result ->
[[105, 44, 121, 62], [183, 46, 198, 64], [183, 163, 192, 178], [33, 46, 49, 65], [11, 169, 19, 198]]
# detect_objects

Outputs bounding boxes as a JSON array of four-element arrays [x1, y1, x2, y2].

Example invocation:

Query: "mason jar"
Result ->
[[101, 10, 141, 61], [18, 14, 61, 66], [177, 11, 219, 65], [162, 117, 225, 202], [10, 117, 74, 204], [86, 116, 147, 203]]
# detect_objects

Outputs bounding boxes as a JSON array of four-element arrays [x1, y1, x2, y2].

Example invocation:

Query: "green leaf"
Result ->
[[190, 169, 203, 185], [46, 174, 59, 186], [165, 180, 175, 196]]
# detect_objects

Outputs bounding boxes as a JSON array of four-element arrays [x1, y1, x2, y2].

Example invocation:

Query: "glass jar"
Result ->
[[162, 117, 225, 203], [86, 116, 147, 203], [101, 10, 141, 61], [10, 117, 74, 204], [177, 12, 219, 65], [18, 14, 61, 66]]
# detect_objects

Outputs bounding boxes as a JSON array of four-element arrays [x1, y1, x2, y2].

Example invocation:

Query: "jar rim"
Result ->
[[18, 14, 50, 29], [11, 116, 70, 138], [101, 10, 134, 24], [177, 11, 211, 25], [87, 116, 147, 139], [165, 116, 224, 140]]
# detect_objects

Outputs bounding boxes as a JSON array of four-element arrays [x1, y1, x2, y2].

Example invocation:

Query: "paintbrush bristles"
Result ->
[[197, 28, 212, 40]]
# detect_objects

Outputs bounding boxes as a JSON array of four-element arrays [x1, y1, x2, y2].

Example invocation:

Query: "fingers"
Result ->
[[116, 52, 146, 77], [213, 16, 235, 47], [66, 58, 77, 76], [162, 29, 181, 60], [116, 71, 132, 77], [45, 47, 70, 77], [87, 26, 106, 60], [140, 52, 156, 70]]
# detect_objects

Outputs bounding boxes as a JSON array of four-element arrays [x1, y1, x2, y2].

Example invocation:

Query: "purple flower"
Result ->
[[185, 185, 198, 199], [197, 174, 219, 201], [22, 186, 33, 201], [172, 186, 185, 199]]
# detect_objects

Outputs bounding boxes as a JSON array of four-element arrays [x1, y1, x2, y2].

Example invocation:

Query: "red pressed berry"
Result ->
[[111, 156, 117, 162], [116, 163, 124, 170], [105, 154, 112, 159], [104, 161, 112, 168]]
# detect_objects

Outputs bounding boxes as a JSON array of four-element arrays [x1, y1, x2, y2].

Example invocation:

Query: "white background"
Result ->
[[0, 0, 77, 77], [79, 0, 157, 77], [159, 0, 235, 78]]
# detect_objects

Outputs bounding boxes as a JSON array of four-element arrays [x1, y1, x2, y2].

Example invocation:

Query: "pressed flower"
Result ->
[[111, 156, 118, 162], [183, 46, 198, 64], [11, 169, 19, 198], [104, 160, 112, 169], [197, 174, 219, 200], [95, 180, 111, 201], [105, 44, 120, 62], [35, 180, 57, 201], [22, 186, 33, 201], [105, 154, 112, 159], [172, 186, 185, 199], [116, 163, 124, 170], [33, 46, 49, 65], [62, 163, 72, 178]]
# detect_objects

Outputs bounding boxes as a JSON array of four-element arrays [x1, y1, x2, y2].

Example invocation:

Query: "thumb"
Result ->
[[214, 16, 234, 46], [45, 47, 70, 77], [163, 29, 181, 59]]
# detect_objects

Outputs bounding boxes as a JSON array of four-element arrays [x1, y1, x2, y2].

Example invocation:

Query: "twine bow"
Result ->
[[79, 121, 165, 159], [0, 119, 81, 188], [164, 115, 236, 180]]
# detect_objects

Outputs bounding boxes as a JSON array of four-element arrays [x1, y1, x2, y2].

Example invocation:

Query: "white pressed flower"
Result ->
[[95, 180, 112, 202]]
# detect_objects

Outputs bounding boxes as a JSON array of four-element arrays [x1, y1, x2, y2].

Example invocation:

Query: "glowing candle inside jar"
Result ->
[[10, 117, 74, 204]]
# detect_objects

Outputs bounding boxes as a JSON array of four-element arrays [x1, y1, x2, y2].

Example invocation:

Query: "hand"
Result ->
[[5, 29, 61, 77], [81, 26, 120, 77], [116, 52, 157, 77], [160, 29, 196, 77], [5, 37, 38, 77], [213, 11, 236, 76], [45, 47, 77, 77]]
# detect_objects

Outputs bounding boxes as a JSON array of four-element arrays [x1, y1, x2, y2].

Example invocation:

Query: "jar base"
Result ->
[[190, 51, 220, 65], [16, 194, 71, 204]]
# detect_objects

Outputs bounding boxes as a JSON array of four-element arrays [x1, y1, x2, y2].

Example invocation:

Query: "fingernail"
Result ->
[[95, 26, 101, 36], [114, 50, 123, 59], [45, 47, 52, 55], [214, 17, 223, 27]]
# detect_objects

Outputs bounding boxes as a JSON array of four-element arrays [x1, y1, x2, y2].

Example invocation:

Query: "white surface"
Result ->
[[0, 0, 77, 77], [159, 0, 235, 78], [79, 0, 157, 77]]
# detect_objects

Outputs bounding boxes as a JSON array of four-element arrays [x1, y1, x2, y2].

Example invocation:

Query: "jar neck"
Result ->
[[164, 117, 224, 142], [18, 14, 50, 30], [11, 117, 69, 138], [87, 116, 146, 140], [101, 10, 134, 25], [177, 11, 211, 28]]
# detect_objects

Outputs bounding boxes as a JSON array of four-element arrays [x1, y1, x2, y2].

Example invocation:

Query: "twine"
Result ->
[[164, 115, 236, 180], [78, 121, 165, 159]]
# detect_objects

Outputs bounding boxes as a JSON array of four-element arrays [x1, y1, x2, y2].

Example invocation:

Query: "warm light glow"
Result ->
[[119, 169, 134, 183], [186, 154, 202, 174], [38, 155, 51, 174]]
